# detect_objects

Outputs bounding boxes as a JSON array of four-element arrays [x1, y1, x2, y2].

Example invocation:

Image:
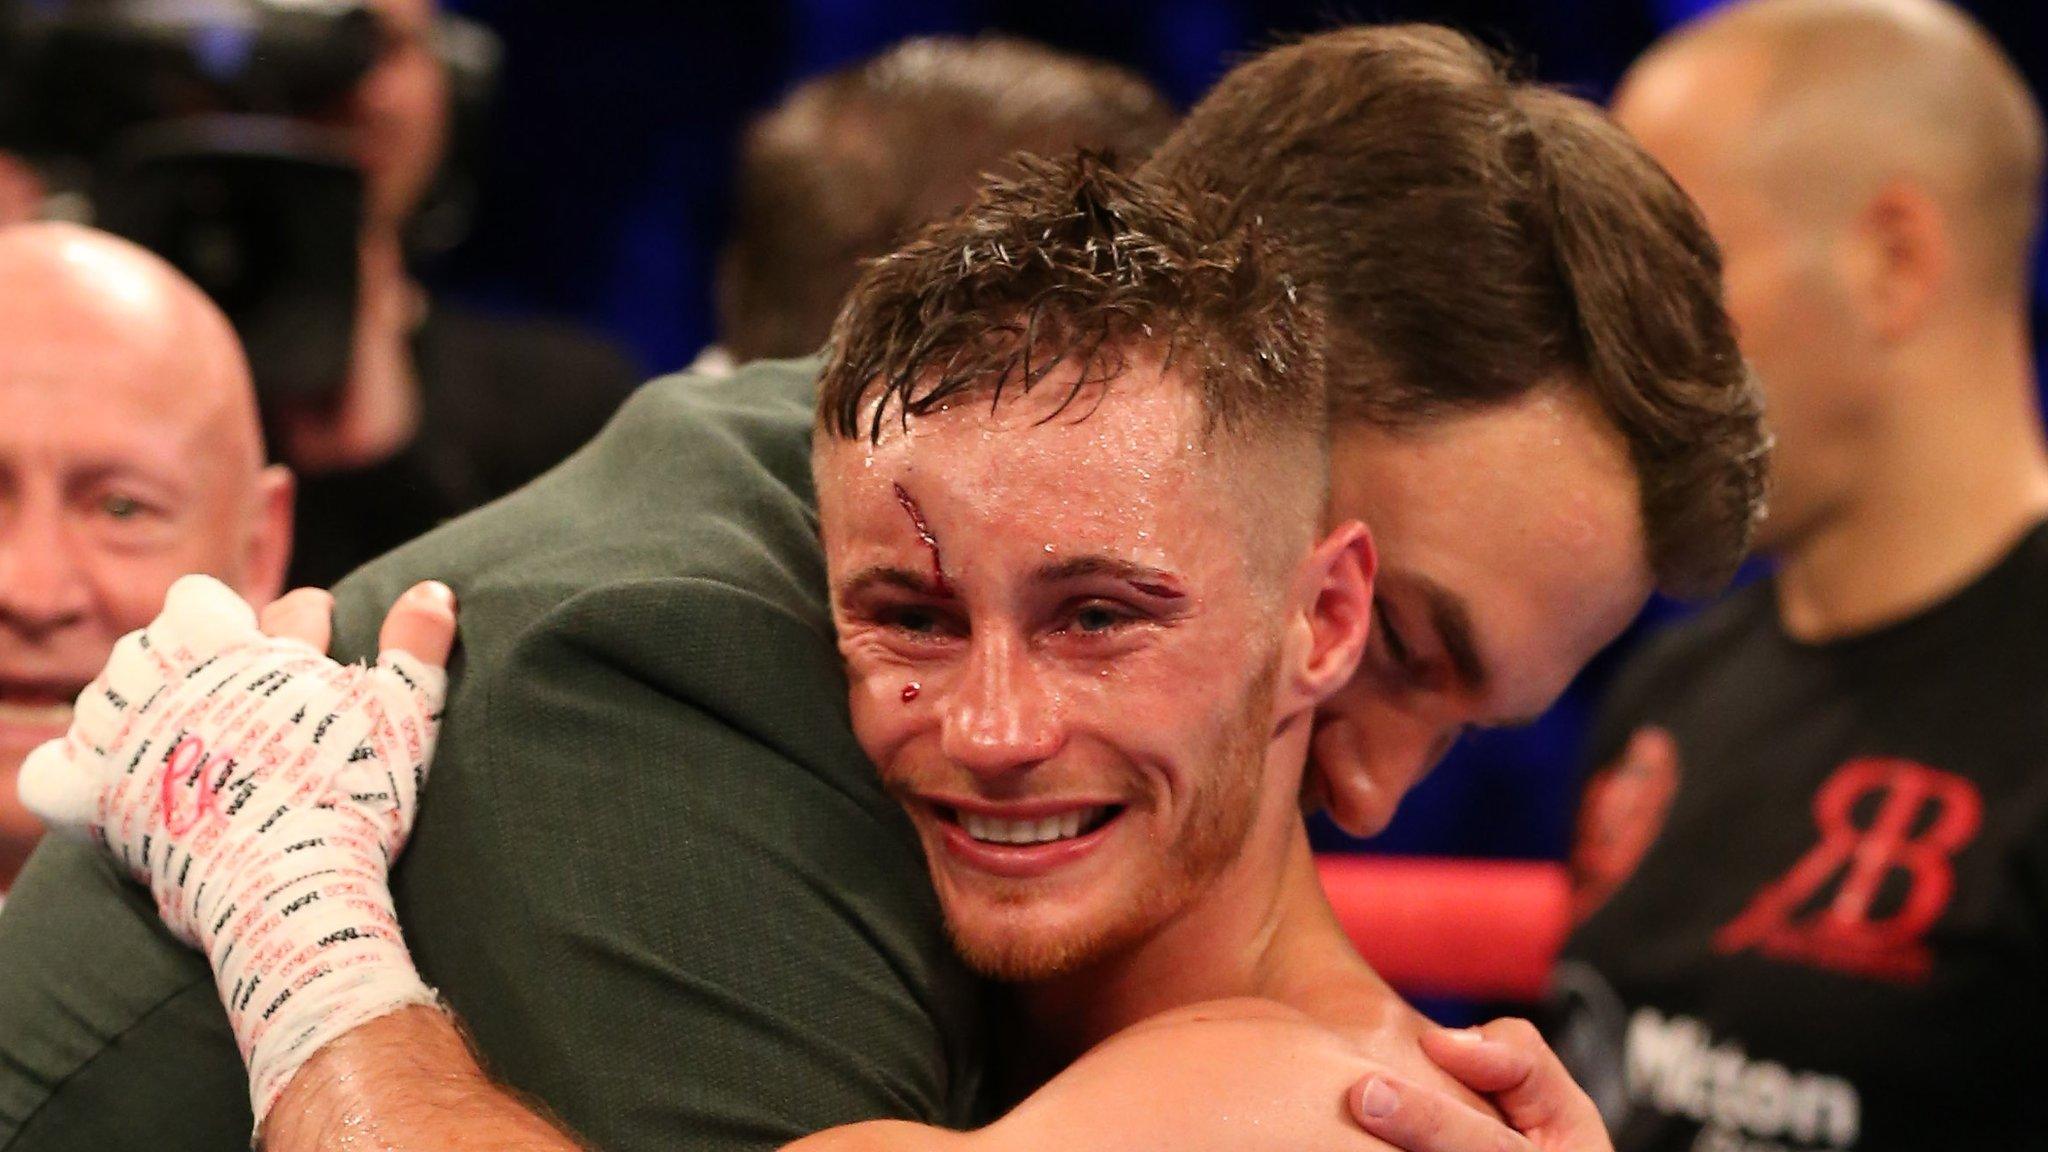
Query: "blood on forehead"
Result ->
[[892, 482, 951, 595]]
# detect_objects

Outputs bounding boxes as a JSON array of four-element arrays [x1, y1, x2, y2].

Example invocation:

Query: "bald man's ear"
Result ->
[[238, 466, 295, 608], [1277, 521, 1377, 716], [1850, 180, 1951, 342]]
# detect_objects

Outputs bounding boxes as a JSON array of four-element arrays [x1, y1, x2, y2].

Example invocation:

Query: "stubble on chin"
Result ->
[[941, 653, 1282, 984]]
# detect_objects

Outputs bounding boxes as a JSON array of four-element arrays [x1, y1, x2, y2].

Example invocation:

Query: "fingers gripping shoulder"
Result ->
[[16, 574, 445, 852]]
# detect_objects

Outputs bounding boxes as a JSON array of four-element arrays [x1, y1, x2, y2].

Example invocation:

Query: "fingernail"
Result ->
[[408, 581, 455, 608], [1442, 1027, 1486, 1045], [1358, 1077, 1399, 1119]]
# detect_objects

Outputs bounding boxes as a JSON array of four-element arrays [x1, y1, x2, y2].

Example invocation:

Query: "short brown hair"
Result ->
[[721, 35, 1180, 364], [817, 153, 1324, 479], [1147, 25, 1769, 598]]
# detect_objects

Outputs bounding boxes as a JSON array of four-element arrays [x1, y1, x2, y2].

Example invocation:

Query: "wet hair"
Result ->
[[816, 151, 1326, 500], [719, 35, 1179, 363], [1145, 24, 1770, 598]]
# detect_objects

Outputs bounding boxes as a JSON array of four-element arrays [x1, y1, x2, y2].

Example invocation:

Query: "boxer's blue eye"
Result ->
[[102, 494, 143, 520], [1074, 605, 1124, 632], [891, 608, 941, 634]]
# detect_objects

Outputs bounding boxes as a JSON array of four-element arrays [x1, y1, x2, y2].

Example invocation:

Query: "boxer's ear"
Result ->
[[1848, 179, 1950, 344], [1277, 520, 1376, 715]]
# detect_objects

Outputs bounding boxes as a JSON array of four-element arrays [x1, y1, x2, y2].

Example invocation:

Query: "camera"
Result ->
[[0, 0, 498, 412]]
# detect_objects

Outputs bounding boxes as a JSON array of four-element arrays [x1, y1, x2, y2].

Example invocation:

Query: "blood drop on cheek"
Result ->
[[902, 682, 922, 703]]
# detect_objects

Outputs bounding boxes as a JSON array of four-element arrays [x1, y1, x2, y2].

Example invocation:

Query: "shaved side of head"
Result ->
[[1635, 0, 2044, 299], [0, 223, 263, 477]]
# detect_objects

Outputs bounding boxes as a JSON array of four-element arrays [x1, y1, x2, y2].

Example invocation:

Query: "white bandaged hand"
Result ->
[[17, 575, 445, 1131]]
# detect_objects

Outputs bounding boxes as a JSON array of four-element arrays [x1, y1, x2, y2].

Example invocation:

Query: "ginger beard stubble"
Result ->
[[819, 360, 1308, 983]]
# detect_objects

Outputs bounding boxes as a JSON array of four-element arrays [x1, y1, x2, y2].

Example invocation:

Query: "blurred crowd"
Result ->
[[0, 0, 2043, 1149]]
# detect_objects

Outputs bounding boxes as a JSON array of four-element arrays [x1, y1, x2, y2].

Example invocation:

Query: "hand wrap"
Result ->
[[19, 575, 445, 1130]]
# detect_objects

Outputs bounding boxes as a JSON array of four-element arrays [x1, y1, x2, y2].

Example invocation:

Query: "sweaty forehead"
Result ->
[[817, 361, 1232, 548]]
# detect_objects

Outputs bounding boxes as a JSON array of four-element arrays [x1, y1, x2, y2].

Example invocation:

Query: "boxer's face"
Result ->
[[1312, 386, 1653, 831], [818, 355, 1320, 980]]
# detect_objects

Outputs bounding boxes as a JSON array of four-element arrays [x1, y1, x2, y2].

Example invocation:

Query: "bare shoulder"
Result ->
[[1114, 991, 1492, 1117], [1108, 995, 1344, 1050], [978, 998, 1397, 1152]]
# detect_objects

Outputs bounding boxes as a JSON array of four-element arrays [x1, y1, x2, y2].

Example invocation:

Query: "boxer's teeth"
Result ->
[[962, 807, 1107, 845]]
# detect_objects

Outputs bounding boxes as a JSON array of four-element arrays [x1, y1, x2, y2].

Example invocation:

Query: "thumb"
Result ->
[[150, 575, 262, 662], [18, 736, 102, 839]]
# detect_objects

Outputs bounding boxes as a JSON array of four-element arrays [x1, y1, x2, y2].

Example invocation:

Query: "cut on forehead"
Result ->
[[819, 348, 1326, 600], [1645, 0, 2044, 287]]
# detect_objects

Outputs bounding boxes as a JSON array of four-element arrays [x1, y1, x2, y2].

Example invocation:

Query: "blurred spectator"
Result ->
[[705, 34, 1178, 370], [1560, 1, 2048, 1148], [280, 0, 640, 587], [0, 223, 292, 897]]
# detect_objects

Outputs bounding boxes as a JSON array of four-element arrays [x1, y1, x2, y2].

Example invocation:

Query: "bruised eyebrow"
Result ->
[[1035, 556, 1187, 598]]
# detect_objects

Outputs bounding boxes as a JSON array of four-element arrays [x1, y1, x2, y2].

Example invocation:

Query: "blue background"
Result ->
[[428, 0, 2047, 865]]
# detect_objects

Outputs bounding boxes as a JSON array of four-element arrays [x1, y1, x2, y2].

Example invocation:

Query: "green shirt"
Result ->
[[0, 357, 987, 1151]]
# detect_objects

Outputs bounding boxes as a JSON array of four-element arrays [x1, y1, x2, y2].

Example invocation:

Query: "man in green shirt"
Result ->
[[0, 23, 1765, 1152]]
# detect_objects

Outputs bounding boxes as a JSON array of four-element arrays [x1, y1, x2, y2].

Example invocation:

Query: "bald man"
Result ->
[[0, 223, 293, 893], [1560, 1, 2048, 1148]]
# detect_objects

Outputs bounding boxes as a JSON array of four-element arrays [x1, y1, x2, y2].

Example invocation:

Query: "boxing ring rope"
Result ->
[[1316, 856, 1571, 1002]]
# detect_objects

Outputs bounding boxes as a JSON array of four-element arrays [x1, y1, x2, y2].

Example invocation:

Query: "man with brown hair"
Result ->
[[708, 34, 1178, 369], [0, 22, 1763, 1152], [1145, 25, 1766, 836]]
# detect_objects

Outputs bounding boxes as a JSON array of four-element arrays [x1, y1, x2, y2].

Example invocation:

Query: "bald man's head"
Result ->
[[0, 225, 262, 466], [0, 223, 293, 881], [1624, 0, 2043, 298], [1616, 0, 2044, 554]]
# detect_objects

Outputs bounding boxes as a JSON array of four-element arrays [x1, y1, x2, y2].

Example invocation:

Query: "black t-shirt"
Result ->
[[1561, 521, 2048, 1152], [288, 303, 642, 588]]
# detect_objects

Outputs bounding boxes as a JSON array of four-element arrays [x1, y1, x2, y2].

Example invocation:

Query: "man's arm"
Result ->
[[262, 1008, 587, 1152], [261, 1003, 1387, 1152], [260, 1001, 1601, 1152]]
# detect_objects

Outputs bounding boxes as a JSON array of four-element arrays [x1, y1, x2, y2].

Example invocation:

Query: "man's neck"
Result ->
[[1015, 823, 1383, 1078], [1776, 321, 2048, 641]]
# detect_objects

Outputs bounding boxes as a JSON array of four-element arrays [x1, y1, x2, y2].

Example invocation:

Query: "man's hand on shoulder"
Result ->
[[1348, 1018, 1614, 1152]]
